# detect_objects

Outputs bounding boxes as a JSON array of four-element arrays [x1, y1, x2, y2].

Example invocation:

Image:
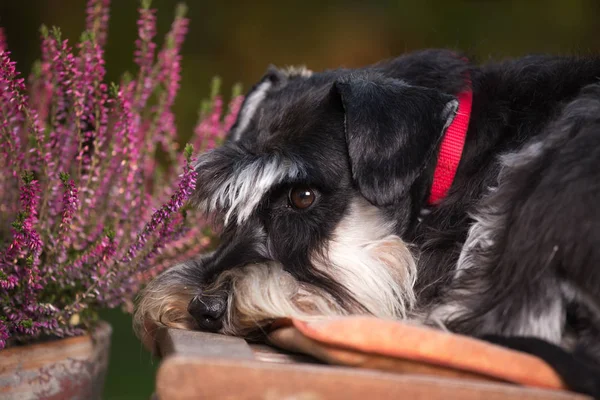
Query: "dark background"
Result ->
[[2, 1, 599, 398]]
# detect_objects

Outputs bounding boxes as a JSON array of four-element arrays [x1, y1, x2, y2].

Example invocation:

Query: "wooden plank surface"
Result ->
[[156, 328, 255, 360], [156, 355, 586, 400], [156, 328, 320, 364], [154, 328, 588, 400]]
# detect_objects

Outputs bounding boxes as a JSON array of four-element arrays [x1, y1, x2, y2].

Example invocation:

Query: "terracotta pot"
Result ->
[[0, 321, 112, 400]]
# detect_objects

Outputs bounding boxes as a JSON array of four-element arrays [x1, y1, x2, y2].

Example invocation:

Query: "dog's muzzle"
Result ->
[[184, 221, 270, 332]]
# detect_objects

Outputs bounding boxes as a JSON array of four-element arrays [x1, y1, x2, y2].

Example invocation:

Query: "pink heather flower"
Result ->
[[77, 22, 109, 153], [157, 5, 188, 108], [0, 319, 9, 350], [123, 159, 198, 263], [114, 83, 148, 240], [0, 51, 25, 176], [18, 176, 43, 260], [157, 110, 177, 154], [133, 5, 157, 109], [0, 27, 7, 53], [57, 175, 79, 248], [28, 43, 54, 129], [77, 38, 108, 173], [90, 236, 117, 301], [224, 95, 244, 132], [142, 233, 210, 282], [16, 32, 61, 178], [0, 273, 19, 290], [194, 95, 225, 152], [152, 8, 188, 163], [138, 211, 185, 270], [88, 83, 133, 222], [54, 37, 89, 172], [20, 176, 40, 216], [63, 234, 113, 284], [41, 34, 70, 127], [12, 318, 38, 337], [85, 0, 111, 48]]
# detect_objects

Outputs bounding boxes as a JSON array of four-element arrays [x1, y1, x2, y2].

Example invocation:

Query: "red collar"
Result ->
[[427, 77, 473, 205]]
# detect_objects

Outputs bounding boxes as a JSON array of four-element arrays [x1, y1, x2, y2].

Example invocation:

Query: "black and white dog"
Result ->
[[136, 50, 600, 395]]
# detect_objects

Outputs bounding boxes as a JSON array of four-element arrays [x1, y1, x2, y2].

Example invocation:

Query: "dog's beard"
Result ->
[[208, 263, 345, 335], [135, 198, 418, 339], [205, 198, 417, 336]]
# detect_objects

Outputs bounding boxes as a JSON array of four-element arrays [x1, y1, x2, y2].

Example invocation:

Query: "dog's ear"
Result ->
[[333, 73, 458, 206], [228, 65, 312, 142]]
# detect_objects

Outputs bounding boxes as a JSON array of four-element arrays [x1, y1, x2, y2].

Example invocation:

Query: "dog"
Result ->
[[136, 50, 600, 396]]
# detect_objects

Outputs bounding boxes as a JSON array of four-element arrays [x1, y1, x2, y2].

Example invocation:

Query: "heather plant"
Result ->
[[0, 0, 242, 349]]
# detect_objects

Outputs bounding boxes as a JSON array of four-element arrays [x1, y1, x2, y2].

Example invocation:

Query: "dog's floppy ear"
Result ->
[[333, 73, 458, 206]]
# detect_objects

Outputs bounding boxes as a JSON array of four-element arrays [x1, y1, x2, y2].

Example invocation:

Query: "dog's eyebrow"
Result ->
[[200, 154, 305, 225]]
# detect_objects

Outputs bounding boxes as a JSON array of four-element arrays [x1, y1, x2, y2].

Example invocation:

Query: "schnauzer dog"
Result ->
[[136, 50, 600, 395]]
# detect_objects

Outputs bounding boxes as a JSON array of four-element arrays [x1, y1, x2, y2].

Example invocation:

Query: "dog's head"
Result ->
[[136, 52, 462, 340]]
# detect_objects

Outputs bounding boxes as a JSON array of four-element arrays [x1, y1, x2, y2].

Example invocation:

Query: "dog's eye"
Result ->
[[288, 185, 315, 210]]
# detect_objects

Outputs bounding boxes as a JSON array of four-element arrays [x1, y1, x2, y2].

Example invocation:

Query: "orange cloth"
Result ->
[[268, 316, 567, 391]]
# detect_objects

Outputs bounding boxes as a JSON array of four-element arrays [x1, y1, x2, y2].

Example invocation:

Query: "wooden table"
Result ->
[[153, 328, 586, 400]]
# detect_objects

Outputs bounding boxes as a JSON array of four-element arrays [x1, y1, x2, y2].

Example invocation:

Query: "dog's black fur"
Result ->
[[138, 50, 600, 396]]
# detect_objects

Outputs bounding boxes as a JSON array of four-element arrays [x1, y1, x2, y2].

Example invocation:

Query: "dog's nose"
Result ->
[[187, 294, 227, 332]]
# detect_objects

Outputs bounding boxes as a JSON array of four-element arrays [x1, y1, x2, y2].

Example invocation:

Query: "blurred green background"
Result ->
[[1, 0, 600, 398]]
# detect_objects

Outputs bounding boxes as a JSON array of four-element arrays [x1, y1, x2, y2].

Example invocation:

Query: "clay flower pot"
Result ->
[[0, 322, 112, 400]]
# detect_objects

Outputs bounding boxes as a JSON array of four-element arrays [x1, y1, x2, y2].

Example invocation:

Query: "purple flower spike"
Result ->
[[0, 320, 9, 350], [0, 27, 7, 53], [86, 0, 111, 48]]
